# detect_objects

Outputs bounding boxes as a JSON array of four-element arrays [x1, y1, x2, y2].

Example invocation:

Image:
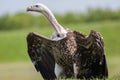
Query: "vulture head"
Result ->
[[27, 3, 67, 41], [27, 3, 47, 12]]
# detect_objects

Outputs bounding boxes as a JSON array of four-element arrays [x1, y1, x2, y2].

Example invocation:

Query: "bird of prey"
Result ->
[[26, 3, 108, 80]]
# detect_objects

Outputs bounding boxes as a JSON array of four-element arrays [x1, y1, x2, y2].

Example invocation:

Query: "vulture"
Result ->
[[26, 3, 108, 80]]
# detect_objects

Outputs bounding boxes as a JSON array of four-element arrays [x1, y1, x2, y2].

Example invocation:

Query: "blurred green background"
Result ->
[[0, 3, 120, 80]]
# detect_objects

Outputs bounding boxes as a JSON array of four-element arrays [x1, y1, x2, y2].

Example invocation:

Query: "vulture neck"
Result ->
[[42, 10, 67, 34]]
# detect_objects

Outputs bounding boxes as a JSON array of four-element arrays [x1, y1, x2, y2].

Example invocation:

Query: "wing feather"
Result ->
[[26, 32, 56, 79], [74, 30, 108, 79]]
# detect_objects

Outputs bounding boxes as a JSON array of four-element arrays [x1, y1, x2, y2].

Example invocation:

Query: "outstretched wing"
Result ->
[[26, 32, 56, 79], [74, 30, 108, 79]]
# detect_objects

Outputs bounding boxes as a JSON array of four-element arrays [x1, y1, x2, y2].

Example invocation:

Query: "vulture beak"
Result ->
[[27, 6, 33, 12]]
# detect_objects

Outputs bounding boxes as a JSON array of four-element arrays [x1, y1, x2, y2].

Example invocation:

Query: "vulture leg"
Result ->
[[26, 32, 56, 80], [73, 30, 108, 79]]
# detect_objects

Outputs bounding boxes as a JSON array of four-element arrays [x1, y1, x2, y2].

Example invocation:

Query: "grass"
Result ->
[[0, 20, 120, 79], [0, 26, 54, 62], [0, 62, 43, 80]]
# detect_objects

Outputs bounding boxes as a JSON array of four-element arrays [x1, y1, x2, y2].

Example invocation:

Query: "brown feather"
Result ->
[[26, 30, 108, 79]]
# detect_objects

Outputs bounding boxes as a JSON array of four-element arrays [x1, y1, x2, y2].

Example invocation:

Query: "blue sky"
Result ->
[[0, 0, 120, 16]]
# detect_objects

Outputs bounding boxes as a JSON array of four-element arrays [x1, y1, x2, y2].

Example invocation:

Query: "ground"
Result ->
[[0, 62, 43, 80]]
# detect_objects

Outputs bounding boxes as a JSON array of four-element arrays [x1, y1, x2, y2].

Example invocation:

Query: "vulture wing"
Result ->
[[74, 30, 108, 79], [26, 32, 56, 79]]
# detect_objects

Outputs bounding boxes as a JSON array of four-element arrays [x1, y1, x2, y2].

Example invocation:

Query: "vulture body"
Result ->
[[26, 3, 108, 80]]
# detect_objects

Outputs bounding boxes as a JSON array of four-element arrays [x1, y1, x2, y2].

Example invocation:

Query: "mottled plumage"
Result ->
[[27, 30, 108, 79]]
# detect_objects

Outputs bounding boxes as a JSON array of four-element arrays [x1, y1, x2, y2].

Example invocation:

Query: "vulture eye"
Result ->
[[35, 5, 39, 7], [57, 34, 60, 37]]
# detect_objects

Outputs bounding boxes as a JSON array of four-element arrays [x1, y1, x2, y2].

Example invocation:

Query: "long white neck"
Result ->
[[42, 8, 67, 34]]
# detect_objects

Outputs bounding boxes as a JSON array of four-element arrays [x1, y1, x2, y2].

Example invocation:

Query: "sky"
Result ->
[[0, 0, 120, 16]]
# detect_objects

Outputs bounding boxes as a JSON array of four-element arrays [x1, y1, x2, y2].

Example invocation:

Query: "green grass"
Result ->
[[0, 20, 120, 79], [0, 27, 54, 62], [0, 62, 43, 80]]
